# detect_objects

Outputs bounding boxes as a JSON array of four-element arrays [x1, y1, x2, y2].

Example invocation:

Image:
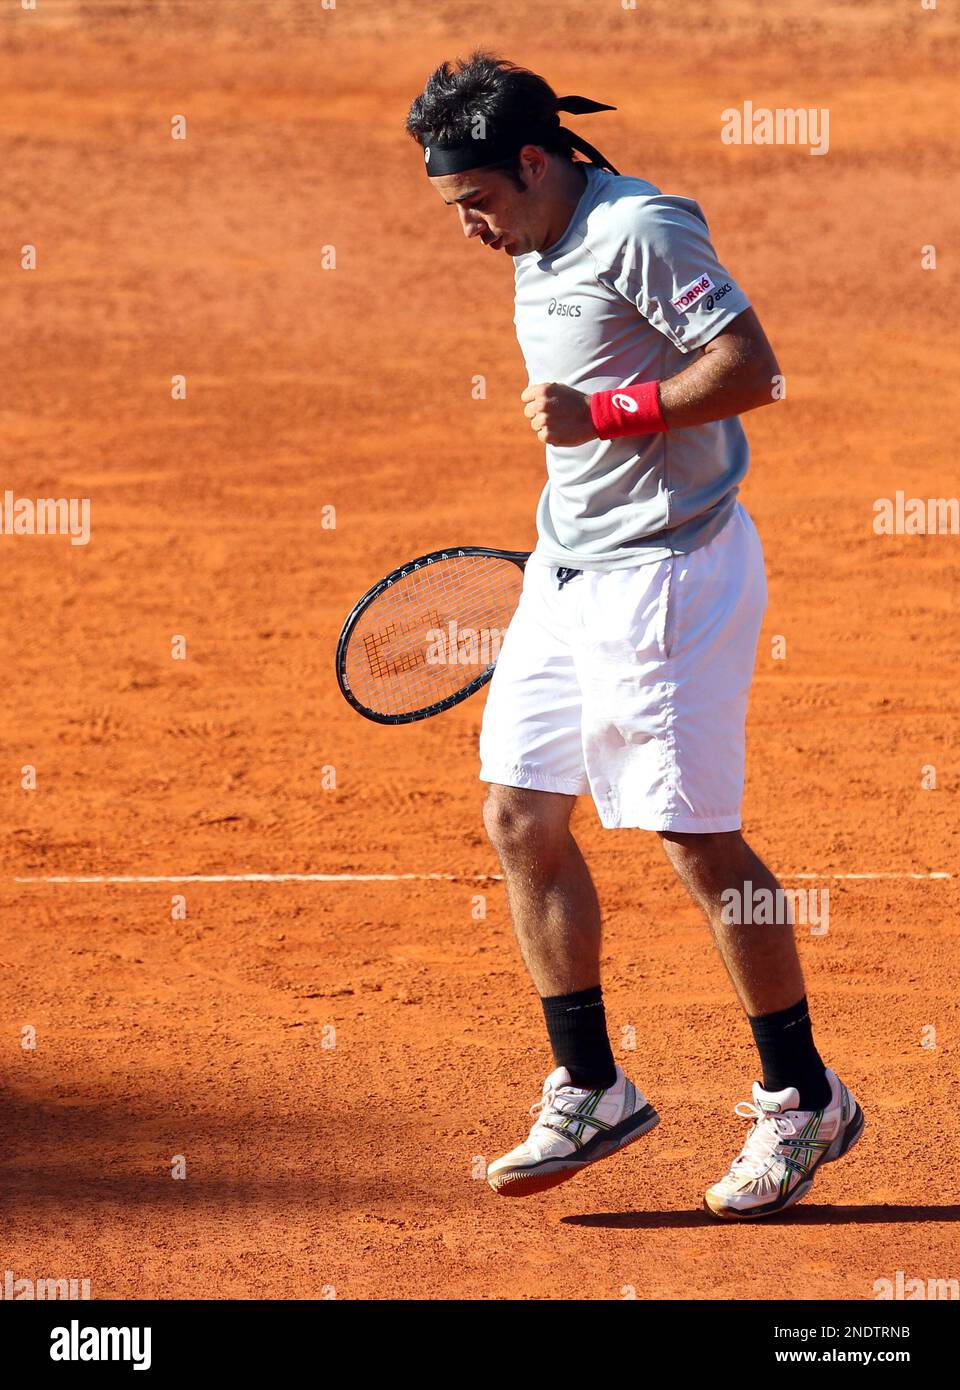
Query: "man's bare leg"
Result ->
[[482, 783, 659, 1197], [482, 784, 600, 996], [482, 783, 628, 1094], [659, 828, 830, 1107], [659, 830, 804, 1015]]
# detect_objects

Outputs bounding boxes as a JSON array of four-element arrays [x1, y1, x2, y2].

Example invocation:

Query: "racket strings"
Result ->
[[361, 610, 443, 680], [345, 555, 523, 716]]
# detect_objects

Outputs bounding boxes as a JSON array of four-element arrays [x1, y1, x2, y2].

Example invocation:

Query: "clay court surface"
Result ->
[[2, 1, 958, 1300]]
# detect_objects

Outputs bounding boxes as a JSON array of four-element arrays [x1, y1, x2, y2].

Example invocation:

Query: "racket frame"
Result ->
[[335, 546, 530, 725]]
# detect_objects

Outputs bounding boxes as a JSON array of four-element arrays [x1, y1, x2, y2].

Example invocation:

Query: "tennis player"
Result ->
[[406, 53, 864, 1219]]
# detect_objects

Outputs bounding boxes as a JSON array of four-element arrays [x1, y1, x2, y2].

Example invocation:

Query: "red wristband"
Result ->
[[589, 380, 668, 439]]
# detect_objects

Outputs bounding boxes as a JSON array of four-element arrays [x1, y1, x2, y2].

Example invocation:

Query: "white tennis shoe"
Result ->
[[487, 1064, 659, 1197], [704, 1067, 865, 1220]]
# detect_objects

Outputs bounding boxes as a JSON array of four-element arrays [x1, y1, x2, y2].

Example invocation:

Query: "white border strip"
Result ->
[[11, 871, 954, 884]]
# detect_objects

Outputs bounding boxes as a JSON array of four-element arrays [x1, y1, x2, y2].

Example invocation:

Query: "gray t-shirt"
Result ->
[[513, 165, 752, 570]]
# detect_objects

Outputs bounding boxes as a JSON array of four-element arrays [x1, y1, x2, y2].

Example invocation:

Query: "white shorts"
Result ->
[[479, 502, 768, 832]]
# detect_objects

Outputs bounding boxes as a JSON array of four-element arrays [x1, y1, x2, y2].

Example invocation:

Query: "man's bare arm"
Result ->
[[521, 307, 781, 446], [658, 307, 781, 427]]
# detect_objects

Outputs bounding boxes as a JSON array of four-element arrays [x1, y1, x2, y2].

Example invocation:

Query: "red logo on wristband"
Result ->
[[611, 393, 639, 413]]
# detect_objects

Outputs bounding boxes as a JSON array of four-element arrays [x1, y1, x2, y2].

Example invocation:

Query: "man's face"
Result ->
[[431, 157, 543, 257]]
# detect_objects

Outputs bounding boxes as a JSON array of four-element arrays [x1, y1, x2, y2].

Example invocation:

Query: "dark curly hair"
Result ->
[[406, 52, 576, 189]]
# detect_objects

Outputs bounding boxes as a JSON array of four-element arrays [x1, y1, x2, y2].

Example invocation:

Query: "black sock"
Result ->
[[749, 996, 832, 1110], [541, 986, 617, 1090]]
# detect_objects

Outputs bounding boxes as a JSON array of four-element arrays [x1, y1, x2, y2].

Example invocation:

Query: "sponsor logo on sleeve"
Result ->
[[704, 282, 733, 311], [670, 274, 715, 314]]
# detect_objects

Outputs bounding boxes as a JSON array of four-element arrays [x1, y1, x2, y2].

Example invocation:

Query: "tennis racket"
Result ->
[[336, 547, 529, 724]]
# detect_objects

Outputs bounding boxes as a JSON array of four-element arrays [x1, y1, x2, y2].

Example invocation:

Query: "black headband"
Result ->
[[422, 95, 619, 177]]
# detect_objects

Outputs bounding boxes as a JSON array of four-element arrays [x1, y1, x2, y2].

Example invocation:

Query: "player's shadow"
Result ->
[[0, 1090, 402, 1211], [563, 1205, 960, 1228]]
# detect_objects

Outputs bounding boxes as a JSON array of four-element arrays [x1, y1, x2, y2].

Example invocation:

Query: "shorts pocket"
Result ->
[[655, 557, 679, 662], [582, 561, 675, 671]]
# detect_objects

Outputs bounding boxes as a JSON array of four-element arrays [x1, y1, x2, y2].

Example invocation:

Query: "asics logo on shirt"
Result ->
[[704, 282, 733, 312], [547, 299, 582, 317]]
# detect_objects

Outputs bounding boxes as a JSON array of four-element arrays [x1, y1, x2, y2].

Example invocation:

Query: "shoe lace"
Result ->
[[529, 1082, 580, 1129], [729, 1100, 799, 1178]]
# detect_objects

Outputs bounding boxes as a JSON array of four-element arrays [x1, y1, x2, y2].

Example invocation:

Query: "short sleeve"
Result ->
[[602, 195, 751, 353]]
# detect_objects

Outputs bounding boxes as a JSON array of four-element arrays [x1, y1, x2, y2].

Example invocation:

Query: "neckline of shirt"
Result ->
[[512, 164, 603, 264]]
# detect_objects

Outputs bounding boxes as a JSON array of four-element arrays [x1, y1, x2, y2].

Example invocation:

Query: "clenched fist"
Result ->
[[520, 382, 596, 447]]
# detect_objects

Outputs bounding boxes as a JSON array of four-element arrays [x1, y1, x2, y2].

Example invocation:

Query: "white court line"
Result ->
[[11, 871, 955, 884], [12, 873, 486, 884], [787, 873, 953, 881]]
